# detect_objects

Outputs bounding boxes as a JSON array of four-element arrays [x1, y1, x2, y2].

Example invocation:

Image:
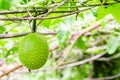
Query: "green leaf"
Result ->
[[79, 12, 84, 19], [0, 40, 7, 46], [0, 26, 5, 34], [107, 3, 120, 23], [76, 37, 86, 50], [41, 20, 51, 28], [51, 19, 64, 26], [97, 6, 109, 20], [107, 37, 119, 54], [97, 4, 120, 23], [85, 46, 105, 54], [0, 0, 12, 10], [5, 45, 18, 58]]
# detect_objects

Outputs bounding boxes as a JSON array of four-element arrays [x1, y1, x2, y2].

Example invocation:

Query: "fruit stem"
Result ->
[[32, 7, 38, 33], [32, 19, 36, 33]]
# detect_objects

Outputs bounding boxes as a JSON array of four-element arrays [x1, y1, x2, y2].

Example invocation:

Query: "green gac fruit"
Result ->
[[18, 33, 49, 70]]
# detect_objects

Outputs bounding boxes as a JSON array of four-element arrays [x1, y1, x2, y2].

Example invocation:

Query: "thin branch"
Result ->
[[41, 7, 91, 20], [0, 31, 56, 39], [37, 51, 107, 72], [36, 0, 68, 26], [0, 2, 119, 15], [58, 2, 119, 8], [57, 51, 107, 69], [0, 64, 23, 78], [98, 52, 120, 61], [25, 8, 33, 20], [50, 43, 59, 51], [0, 7, 91, 21], [92, 73, 120, 80], [0, 0, 68, 22], [0, 9, 46, 15], [0, 10, 75, 15], [38, 0, 67, 18], [0, 2, 119, 21]]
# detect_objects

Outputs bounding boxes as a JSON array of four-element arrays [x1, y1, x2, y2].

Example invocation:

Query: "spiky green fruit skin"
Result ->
[[18, 33, 49, 70]]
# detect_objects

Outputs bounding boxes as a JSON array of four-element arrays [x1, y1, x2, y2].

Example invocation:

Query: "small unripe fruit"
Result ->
[[18, 33, 49, 70]]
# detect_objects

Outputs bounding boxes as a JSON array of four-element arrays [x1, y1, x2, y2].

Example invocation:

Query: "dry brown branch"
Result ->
[[25, 8, 33, 20], [57, 51, 107, 69], [56, 16, 113, 68], [56, 20, 103, 68], [38, 51, 106, 72], [0, 64, 23, 78]]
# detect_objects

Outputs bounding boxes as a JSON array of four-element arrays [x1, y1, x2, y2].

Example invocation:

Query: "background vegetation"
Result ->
[[0, 0, 120, 80]]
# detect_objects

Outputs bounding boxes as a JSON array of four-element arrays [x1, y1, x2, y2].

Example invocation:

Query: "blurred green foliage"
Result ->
[[0, 0, 120, 80]]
